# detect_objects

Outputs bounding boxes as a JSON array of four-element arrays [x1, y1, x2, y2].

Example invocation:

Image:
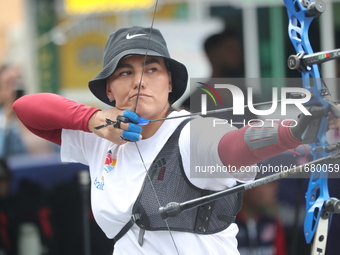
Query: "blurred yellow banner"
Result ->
[[64, 0, 156, 15], [59, 16, 117, 89]]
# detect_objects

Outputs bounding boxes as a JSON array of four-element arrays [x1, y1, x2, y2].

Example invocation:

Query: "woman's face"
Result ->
[[106, 55, 172, 119]]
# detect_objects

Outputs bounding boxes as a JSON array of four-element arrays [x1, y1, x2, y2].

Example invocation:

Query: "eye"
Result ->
[[146, 67, 157, 73], [119, 70, 132, 76]]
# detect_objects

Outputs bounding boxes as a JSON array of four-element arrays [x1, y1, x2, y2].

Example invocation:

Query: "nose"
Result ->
[[133, 74, 145, 90]]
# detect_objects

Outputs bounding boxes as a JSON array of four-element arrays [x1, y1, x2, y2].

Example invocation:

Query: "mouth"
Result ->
[[131, 93, 150, 98]]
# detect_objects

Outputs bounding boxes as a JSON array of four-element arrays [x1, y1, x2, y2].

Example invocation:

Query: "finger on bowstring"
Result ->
[[121, 130, 142, 142], [113, 116, 130, 129], [119, 122, 142, 133], [123, 109, 140, 123]]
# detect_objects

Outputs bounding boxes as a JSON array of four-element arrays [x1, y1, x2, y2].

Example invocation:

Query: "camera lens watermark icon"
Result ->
[[196, 82, 223, 114]]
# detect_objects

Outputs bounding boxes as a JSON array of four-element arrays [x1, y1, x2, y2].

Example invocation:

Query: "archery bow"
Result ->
[[101, 1, 340, 254], [281, 0, 340, 254]]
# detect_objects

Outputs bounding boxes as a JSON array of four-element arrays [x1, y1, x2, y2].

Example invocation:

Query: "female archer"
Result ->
[[12, 26, 339, 255]]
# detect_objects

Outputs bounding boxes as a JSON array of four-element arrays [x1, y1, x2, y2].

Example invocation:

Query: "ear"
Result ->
[[106, 82, 115, 101], [168, 72, 172, 92], [106, 79, 115, 101]]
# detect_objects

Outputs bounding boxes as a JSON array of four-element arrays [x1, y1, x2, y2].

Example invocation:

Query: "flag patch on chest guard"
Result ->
[[150, 158, 166, 181]]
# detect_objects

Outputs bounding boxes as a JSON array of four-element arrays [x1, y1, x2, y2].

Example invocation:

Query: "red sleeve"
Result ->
[[218, 123, 301, 169], [12, 93, 100, 145]]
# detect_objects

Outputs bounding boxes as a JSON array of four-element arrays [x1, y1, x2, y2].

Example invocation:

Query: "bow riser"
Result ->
[[284, 0, 331, 245]]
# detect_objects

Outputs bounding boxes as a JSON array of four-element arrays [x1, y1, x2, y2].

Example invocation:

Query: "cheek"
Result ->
[[109, 84, 129, 98], [155, 77, 171, 94], [154, 88, 170, 104]]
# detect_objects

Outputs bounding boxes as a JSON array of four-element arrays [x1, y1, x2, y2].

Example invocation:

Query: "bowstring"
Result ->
[[133, 0, 157, 113], [134, 144, 180, 254], [133, 1, 180, 254]]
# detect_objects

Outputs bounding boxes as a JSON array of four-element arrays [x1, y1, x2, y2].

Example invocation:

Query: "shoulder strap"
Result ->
[[113, 213, 140, 243]]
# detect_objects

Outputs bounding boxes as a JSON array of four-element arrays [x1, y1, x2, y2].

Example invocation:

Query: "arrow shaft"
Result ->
[[144, 100, 282, 125], [160, 152, 340, 220]]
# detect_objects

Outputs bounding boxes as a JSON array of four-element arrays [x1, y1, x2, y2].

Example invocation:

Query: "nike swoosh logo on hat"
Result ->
[[126, 33, 146, 39]]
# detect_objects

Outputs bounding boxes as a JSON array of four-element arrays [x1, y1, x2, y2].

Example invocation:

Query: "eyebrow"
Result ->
[[143, 59, 161, 66], [116, 58, 162, 70]]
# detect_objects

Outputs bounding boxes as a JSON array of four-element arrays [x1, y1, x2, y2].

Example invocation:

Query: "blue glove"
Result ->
[[119, 110, 142, 142], [123, 110, 140, 124]]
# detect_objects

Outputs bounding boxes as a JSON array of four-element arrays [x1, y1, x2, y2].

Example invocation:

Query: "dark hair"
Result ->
[[203, 29, 242, 55], [164, 60, 175, 106]]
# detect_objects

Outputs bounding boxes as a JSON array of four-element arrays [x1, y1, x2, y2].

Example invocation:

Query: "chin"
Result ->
[[135, 102, 169, 119], [134, 105, 150, 117], [136, 108, 163, 120]]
